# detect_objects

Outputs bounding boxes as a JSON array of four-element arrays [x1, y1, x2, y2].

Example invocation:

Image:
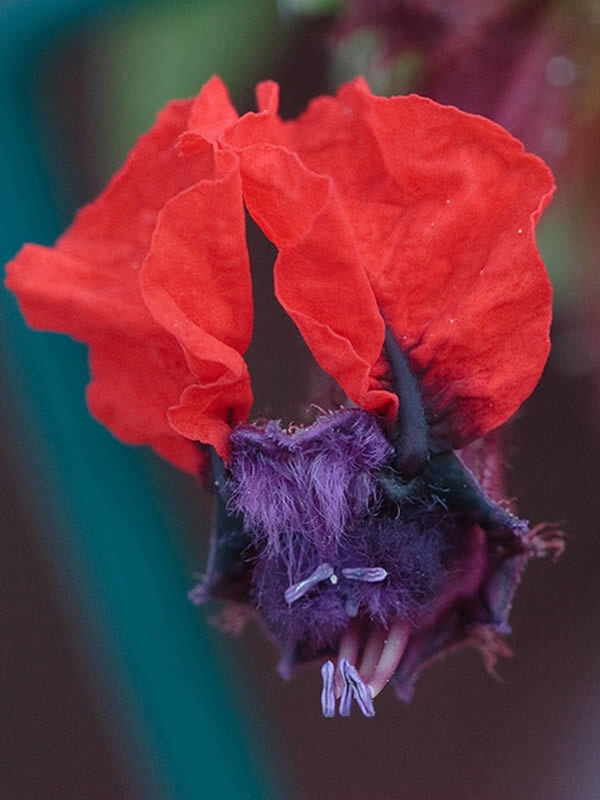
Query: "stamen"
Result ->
[[336, 622, 361, 696], [341, 567, 388, 582], [339, 659, 353, 717], [339, 658, 375, 717], [345, 593, 360, 618], [358, 627, 386, 683], [320, 660, 336, 718], [368, 618, 410, 699], [284, 562, 334, 604]]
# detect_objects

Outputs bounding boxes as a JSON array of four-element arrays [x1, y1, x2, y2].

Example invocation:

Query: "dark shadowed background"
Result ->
[[2, 1, 599, 798]]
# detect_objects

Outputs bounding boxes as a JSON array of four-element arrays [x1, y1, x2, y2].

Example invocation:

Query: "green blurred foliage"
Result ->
[[537, 209, 579, 308], [91, 0, 285, 176], [2, 2, 292, 798], [279, 0, 343, 15], [331, 28, 424, 96]]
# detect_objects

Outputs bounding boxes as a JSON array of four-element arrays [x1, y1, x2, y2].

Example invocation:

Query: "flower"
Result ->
[[5, 76, 562, 717]]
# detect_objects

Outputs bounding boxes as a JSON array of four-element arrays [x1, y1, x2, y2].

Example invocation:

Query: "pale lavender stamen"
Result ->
[[343, 658, 376, 717], [345, 593, 360, 618], [320, 660, 336, 718], [338, 657, 376, 717], [341, 567, 388, 582], [338, 658, 353, 717], [284, 563, 335, 604]]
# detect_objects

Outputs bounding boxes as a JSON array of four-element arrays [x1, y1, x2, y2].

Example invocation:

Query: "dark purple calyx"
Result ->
[[384, 327, 428, 478], [189, 332, 559, 717]]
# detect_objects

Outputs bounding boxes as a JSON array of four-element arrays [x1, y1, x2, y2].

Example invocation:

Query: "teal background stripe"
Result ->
[[1, 3, 283, 798]]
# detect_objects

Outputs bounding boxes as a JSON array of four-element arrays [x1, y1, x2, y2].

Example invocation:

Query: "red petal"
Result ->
[[177, 77, 240, 158], [246, 79, 554, 445], [342, 81, 554, 446], [5, 243, 153, 338], [86, 333, 201, 473], [57, 100, 210, 261], [168, 376, 253, 463], [5, 97, 238, 472], [235, 142, 397, 420], [141, 148, 253, 458], [255, 81, 279, 114], [187, 75, 239, 140]]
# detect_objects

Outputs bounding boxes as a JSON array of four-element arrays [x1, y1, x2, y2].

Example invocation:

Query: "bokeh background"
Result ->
[[2, 1, 600, 798]]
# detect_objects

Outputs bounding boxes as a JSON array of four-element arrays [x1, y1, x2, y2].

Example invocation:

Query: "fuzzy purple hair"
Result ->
[[227, 410, 487, 664], [193, 407, 563, 714], [228, 409, 393, 566]]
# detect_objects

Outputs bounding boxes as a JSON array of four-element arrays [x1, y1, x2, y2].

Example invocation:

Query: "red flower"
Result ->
[[6, 78, 559, 715], [6, 77, 554, 472]]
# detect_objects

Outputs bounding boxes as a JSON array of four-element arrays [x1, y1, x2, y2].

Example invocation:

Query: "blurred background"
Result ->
[[2, 0, 599, 798]]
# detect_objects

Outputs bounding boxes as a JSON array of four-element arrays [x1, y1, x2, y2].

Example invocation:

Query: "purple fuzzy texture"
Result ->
[[193, 408, 559, 705], [250, 501, 483, 661], [228, 409, 393, 565], [227, 409, 486, 661]]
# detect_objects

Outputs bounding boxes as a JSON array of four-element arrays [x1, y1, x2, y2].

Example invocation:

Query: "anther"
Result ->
[[345, 594, 360, 618], [339, 659, 353, 716], [320, 660, 336, 718], [339, 658, 375, 717], [284, 562, 334, 604], [341, 567, 388, 582]]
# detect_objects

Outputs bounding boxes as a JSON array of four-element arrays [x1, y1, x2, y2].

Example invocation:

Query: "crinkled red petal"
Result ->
[[6, 75, 555, 472], [187, 75, 239, 141], [5, 243, 154, 338], [6, 92, 250, 471], [141, 148, 253, 460], [235, 142, 397, 421], [167, 377, 253, 463], [227, 78, 554, 446], [86, 333, 201, 473], [339, 80, 555, 447]]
